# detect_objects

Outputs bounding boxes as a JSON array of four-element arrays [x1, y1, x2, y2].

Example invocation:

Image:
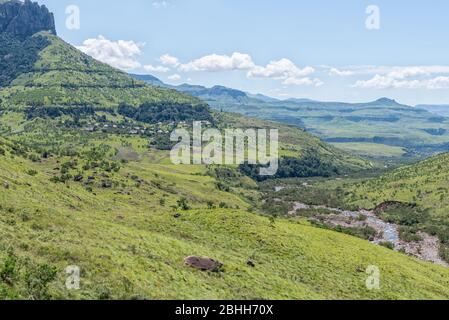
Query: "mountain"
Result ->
[[0, 0, 372, 179], [128, 73, 165, 87], [0, 32, 204, 109], [134, 75, 449, 161], [0, 0, 56, 39], [131, 74, 276, 106], [417, 105, 449, 118], [3, 0, 449, 300], [0, 1, 203, 110]]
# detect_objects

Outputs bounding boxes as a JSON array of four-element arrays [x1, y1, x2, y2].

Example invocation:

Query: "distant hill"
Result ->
[[0, 0, 371, 176], [2, 0, 449, 301], [131, 74, 277, 107], [417, 105, 449, 118], [133, 74, 449, 161]]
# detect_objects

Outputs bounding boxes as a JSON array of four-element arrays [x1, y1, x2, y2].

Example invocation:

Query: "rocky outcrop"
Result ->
[[0, 0, 56, 39], [373, 201, 412, 215], [184, 256, 223, 272]]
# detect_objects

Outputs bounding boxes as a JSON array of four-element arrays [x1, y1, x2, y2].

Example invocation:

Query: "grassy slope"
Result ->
[[0, 31, 371, 173], [216, 112, 373, 173], [1, 143, 449, 299], [0, 29, 446, 299], [208, 99, 449, 159], [344, 153, 449, 218], [330, 142, 406, 159], [0, 33, 202, 109]]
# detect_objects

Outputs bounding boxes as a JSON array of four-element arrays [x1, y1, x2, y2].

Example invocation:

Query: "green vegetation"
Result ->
[[188, 87, 449, 161], [0, 33, 204, 110], [264, 153, 449, 263], [341, 153, 449, 260], [118, 102, 213, 124], [215, 112, 372, 174], [330, 142, 407, 159], [1, 6, 449, 299], [2, 140, 449, 299], [240, 154, 339, 181], [0, 33, 50, 87]]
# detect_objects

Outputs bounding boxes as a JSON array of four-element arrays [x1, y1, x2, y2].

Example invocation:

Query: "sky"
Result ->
[[36, 0, 449, 105]]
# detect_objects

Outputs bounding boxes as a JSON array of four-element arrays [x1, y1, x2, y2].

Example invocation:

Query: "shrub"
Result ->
[[177, 197, 190, 211], [379, 242, 395, 250], [399, 227, 423, 242], [24, 264, 57, 300], [26, 170, 38, 176], [0, 250, 18, 285]]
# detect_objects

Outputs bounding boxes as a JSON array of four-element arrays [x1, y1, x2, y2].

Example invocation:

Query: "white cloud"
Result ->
[[152, 1, 169, 9], [328, 67, 355, 77], [328, 65, 449, 78], [77, 35, 143, 71], [248, 58, 314, 79], [168, 74, 181, 81], [353, 74, 449, 90], [143, 64, 170, 73], [248, 58, 319, 86], [179, 52, 255, 72], [283, 77, 323, 87], [427, 76, 449, 89], [161, 53, 321, 86], [160, 54, 180, 67], [386, 66, 449, 79], [343, 65, 449, 90]]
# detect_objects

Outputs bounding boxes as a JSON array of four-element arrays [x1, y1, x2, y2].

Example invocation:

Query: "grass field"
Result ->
[[1, 16, 449, 300], [2, 144, 449, 299], [331, 142, 407, 159]]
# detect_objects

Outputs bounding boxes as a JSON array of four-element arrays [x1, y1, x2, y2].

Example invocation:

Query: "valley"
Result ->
[[136, 75, 449, 164], [1, 0, 449, 301]]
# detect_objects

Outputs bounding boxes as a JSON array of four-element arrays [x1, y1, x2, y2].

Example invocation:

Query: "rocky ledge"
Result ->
[[0, 0, 56, 39]]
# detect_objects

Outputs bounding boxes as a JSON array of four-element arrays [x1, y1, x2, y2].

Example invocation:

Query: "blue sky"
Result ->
[[37, 0, 449, 105]]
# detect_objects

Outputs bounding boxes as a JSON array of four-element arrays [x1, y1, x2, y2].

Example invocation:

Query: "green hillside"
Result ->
[[0, 32, 203, 109], [216, 97, 449, 160], [2, 0, 449, 301], [144, 73, 449, 162], [0, 24, 372, 175], [344, 153, 449, 214], [267, 153, 449, 264], [343, 153, 449, 248], [2, 135, 449, 299]]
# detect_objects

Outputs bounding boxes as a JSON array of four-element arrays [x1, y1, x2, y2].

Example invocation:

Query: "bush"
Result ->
[[379, 242, 395, 250], [240, 154, 339, 181], [177, 197, 190, 211], [26, 170, 38, 176], [25, 264, 57, 300], [399, 226, 423, 242], [0, 251, 18, 285], [380, 204, 429, 226], [439, 245, 449, 263], [118, 102, 212, 124]]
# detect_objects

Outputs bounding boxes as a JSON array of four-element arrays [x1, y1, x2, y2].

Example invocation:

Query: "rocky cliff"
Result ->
[[0, 0, 56, 39]]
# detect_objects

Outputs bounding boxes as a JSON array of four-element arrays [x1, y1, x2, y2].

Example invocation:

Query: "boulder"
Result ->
[[184, 256, 223, 272]]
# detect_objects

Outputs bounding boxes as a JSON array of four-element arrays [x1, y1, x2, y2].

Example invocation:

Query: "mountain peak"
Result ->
[[0, 0, 56, 39], [373, 97, 399, 105]]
